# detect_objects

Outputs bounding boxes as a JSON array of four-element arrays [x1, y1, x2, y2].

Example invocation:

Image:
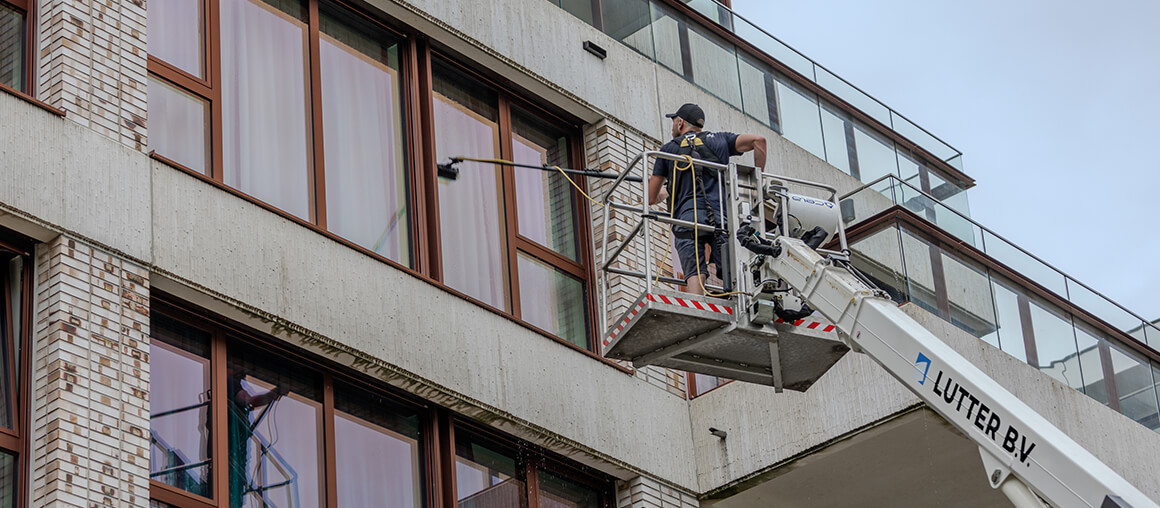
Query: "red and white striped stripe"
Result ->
[[645, 293, 734, 316], [604, 300, 648, 346], [774, 317, 836, 333]]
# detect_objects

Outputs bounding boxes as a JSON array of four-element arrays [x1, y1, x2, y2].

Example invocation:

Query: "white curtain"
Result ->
[[434, 95, 507, 310], [320, 34, 407, 263], [221, 0, 312, 220], [334, 412, 420, 508]]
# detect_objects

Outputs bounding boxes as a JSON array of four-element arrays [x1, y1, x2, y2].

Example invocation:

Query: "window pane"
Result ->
[[0, 451, 15, 508], [601, 0, 652, 58], [539, 470, 600, 508], [227, 342, 324, 508], [989, 278, 1028, 363], [455, 433, 525, 508], [687, 25, 741, 108], [1029, 301, 1083, 392], [776, 79, 824, 160], [518, 253, 587, 348], [0, 251, 22, 429], [221, 0, 313, 220], [738, 55, 776, 130], [848, 226, 907, 304], [819, 102, 852, 176], [512, 108, 577, 260], [146, 0, 204, 77], [334, 382, 422, 508], [0, 6, 23, 92], [899, 228, 937, 316], [433, 62, 508, 311], [558, 0, 595, 26], [649, 2, 684, 76], [149, 315, 213, 497], [1074, 325, 1108, 404], [940, 252, 997, 343], [1108, 343, 1159, 430], [147, 77, 210, 174], [320, 7, 410, 265], [853, 123, 897, 184]]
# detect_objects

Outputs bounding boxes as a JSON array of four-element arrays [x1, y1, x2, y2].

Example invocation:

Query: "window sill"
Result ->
[[0, 83, 66, 117], [149, 154, 635, 377]]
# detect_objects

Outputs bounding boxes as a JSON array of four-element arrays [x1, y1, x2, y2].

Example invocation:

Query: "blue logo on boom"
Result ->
[[915, 353, 931, 385]]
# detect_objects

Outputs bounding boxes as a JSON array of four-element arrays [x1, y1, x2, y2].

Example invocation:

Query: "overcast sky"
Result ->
[[732, 0, 1160, 322]]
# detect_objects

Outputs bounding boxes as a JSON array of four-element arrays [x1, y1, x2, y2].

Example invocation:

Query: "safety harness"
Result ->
[[670, 131, 723, 238]]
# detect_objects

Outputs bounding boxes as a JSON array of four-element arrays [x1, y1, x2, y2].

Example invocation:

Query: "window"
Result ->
[[0, 0, 31, 93], [431, 59, 591, 349], [0, 239, 31, 507], [147, 1, 594, 351], [149, 302, 613, 507], [147, 0, 412, 264]]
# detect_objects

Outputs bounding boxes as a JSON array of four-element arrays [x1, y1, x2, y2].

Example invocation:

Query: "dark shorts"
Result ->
[[674, 230, 723, 281]]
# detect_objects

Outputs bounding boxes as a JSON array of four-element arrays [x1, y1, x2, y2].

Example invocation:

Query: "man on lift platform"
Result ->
[[648, 103, 767, 295]]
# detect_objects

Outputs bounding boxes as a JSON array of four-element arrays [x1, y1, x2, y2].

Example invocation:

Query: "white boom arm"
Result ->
[[765, 237, 1158, 508]]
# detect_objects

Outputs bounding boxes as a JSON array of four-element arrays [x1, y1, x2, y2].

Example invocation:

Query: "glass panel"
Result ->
[[0, 452, 15, 508], [432, 61, 508, 311], [691, 373, 721, 397], [926, 169, 970, 215], [1073, 325, 1108, 404], [558, 0, 595, 26], [221, 0, 313, 220], [319, 7, 410, 265], [455, 433, 526, 508], [1065, 279, 1139, 334], [147, 77, 210, 174], [1108, 343, 1159, 430], [1028, 301, 1082, 391], [149, 314, 212, 497], [649, 2, 684, 76], [600, 0, 652, 58], [685, 0, 730, 26], [518, 253, 587, 349], [819, 102, 851, 176], [852, 123, 897, 184], [924, 170, 975, 245], [814, 67, 890, 126], [2, 254, 20, 426], [227, 342, 324, 508], [941, 252, 997, 343], [512, 108, 577, 260], [848, 226, 907, 304], [737, 55, 774, 129], [731, 17, 812, 78], [899, 228, 937, 316], [687, 25, 741, 108], [0, 6, 24, 92], [890, 111, 959, 162], [775, 79, 824, 160], [147, 0, 204, 77], [539, 470, 600, 508], [980, 231, 1067, 297], [334, 382, 422, 508], [988, 277, 1028, 363], [896, 148, 922, 187]]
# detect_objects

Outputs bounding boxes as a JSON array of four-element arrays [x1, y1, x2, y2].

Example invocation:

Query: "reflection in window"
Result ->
[[146, 0, 204, 77], [147, 77, 210, 174], [334, 382, 422, 508], [456, 433, 526, 508], [319, 6, 410, 264], [433, 62, 508, 310], [0, 6, 24, 91], [227, 343, 324, 508], [149, 315, 213, 497], [518, 254, 587, 348], [512, 109, 577, 260], [221, 0, 313, 220], [539, 470, 600, 508]]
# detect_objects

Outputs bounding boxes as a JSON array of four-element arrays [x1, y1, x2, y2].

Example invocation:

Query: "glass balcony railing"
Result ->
[[841, 176, 1160, 431], [555, 0, 971, 210]]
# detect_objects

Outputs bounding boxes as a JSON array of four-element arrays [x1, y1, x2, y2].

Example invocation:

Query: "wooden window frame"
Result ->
[[150, 295, 615, 508], [0, 231, 34, 508], [0, 0, 52, 111]]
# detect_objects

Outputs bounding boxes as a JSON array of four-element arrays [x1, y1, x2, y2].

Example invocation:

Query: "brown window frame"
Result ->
[[146, 0, 601, 355], [0, 0, 46, 104], [150, 295, 615, 508], [0, 231, 34, 508]]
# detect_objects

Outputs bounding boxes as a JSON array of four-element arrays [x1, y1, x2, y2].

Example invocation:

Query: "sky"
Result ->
[[732, 0, 1160, 322]]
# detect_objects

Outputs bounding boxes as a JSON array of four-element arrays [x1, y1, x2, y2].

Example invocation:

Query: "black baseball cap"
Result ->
[[665, 103, 705, 128]]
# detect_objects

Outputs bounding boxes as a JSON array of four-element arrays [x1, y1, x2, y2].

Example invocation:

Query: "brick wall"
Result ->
[[32, 235, 150, 508], [36, 0, 148, 150], [617, 475, 699, 508], [584, 119, 688, 397]]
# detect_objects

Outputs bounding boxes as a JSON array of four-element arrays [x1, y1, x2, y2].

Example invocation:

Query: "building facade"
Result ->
[[0, 0, 1158, 507]]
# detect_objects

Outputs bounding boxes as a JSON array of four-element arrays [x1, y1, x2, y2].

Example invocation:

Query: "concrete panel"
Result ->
[[149, 164, 699, 488], [0, 93, 152, 259]]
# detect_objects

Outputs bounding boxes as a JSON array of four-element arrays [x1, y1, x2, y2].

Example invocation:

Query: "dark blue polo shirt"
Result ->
[[652, 131, 741, 231]]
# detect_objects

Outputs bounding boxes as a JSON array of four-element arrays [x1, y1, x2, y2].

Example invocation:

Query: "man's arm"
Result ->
[[648, 175, 666, 205], [735, 134, 767, 170]]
